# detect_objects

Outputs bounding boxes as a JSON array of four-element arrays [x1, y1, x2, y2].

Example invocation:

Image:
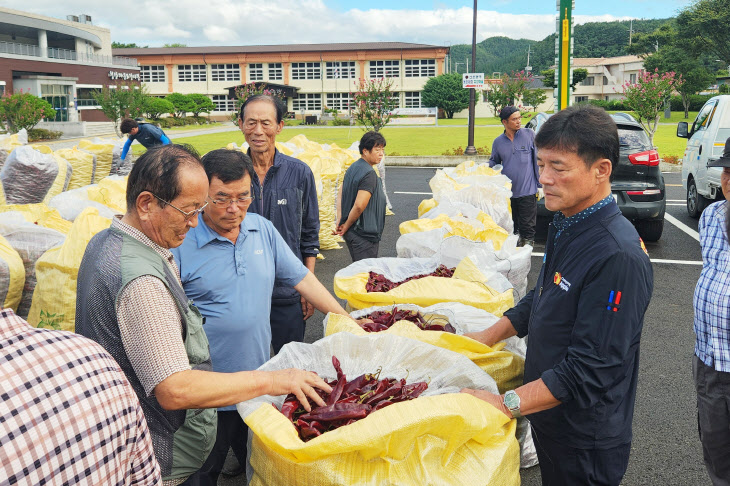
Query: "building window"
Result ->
[[248, 63, 263, 81], [292, 93, 322, 111], [178, 64, 206, 82], [268, 63, 283, 81], [292, 62, 321, 80], [582, 76, 594, 86], [629, 73, 637, 84], [76, 87, 101, 107], [211, 64, 240, 82], [326, 61, 355, 79], [575, 96, 589, 103], [370, 60, 399, 78], [404, 59, 436, 77], [603, 76, 609, 86], [404, 91, 421, 108], [326, 93, 352, 111], [211, 94, 236, 112], [141, 65, 166, 83]]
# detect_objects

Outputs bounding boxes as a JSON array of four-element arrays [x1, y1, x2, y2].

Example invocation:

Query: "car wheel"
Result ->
[[635, 218, 664, 242], [687, 178, 709, 218]]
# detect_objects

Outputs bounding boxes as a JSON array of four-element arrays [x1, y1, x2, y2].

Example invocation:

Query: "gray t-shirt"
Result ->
[[340, 159, 386, 242]]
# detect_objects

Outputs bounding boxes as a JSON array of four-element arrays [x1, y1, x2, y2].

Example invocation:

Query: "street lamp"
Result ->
[[455, 62, 465, 74], [464, 0, 478, 156]]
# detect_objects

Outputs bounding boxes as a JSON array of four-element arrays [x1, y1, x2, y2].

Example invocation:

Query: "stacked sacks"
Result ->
[[78, 138, 121, 182], [0, 213, 66, 319], [237, 332, 520, 486], [0, 234, 25, 312], [0, 146, 60, 204], [56, 147, 96, 190], [27, 207, 112, 332], [33, 145, 73, 203], [398, 211, 510, 250], [0, 128, 28, 171], [334, 255, 514, 315]]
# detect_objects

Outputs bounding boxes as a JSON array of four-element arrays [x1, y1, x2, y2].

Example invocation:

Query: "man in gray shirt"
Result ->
[[335, 131, 387, 261], [489, 106, 541, 247]]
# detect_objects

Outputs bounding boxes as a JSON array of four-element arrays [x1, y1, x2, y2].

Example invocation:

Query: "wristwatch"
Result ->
[[503, 390, 522, 418]]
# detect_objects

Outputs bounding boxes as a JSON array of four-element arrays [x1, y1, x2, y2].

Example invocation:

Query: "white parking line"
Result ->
[[663, 214, 700, 242], [531, 252, 701, 265], [667, 199, 685, 202], [667, 203, 685, 206], [394, 191, 433, 195]]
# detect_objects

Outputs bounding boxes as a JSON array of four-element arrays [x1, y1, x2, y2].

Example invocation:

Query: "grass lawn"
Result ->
[[164, 122, 224, 133]]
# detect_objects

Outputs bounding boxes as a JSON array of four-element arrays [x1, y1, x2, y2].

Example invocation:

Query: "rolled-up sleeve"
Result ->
[[300, 167, 320, 258], [541, 251, 653, 407]]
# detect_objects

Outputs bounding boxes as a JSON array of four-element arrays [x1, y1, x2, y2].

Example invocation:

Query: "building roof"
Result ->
[[114, 42, 447, 56], [572, 55, 643, 67]]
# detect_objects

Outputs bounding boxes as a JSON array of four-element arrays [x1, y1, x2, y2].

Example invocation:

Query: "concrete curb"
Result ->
[[385, 155, 491, 167], [659, 162, 682, 173]]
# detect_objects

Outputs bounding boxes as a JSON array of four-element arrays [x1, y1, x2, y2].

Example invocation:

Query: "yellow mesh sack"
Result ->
[[418, 198, 438, 217], [0, 203, 72, 234], [0, 234, 25, 311], [33, 145, 72, 203], [399, 213, 509, 250], [87, 176, 128, 213], [325, 313, 523, 393], [55, 147, 96, 190], [78, 139, 115, 183], [27, 207, 111, 331]]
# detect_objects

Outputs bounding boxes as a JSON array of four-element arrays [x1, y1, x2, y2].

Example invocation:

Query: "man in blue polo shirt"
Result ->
[[488, 106, 541, 247], [171, 149, 354, 485]]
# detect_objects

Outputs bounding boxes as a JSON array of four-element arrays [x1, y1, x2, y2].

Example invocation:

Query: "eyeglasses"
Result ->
[[208, 196, 255, 208], [153, 194, 208, 222]]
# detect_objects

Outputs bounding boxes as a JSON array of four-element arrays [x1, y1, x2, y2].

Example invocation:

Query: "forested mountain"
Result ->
[[448, 18, 672, 76]]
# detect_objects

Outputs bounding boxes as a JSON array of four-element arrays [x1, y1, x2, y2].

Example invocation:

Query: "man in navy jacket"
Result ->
[[463, 105, 653, 485], [238, 95, 320, 354]]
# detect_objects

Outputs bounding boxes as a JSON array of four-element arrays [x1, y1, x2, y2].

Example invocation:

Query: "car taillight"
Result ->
[[627, 189, 661, 196], [628, 149, 660, 166]]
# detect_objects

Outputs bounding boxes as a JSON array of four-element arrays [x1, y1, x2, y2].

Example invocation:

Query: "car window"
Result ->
[[526, 118, 537, 130], [692, 101, 718, 134], [617, 127, 652, 152]]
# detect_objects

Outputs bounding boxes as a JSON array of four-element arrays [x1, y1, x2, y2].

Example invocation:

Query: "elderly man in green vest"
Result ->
[[75, 144, 331, 486]]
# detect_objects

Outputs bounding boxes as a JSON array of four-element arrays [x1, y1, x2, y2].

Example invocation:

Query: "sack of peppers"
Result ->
[[237, 332, 520, 486]]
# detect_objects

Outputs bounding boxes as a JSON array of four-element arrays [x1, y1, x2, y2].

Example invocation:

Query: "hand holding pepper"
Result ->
[[268, 369, 333, 412]]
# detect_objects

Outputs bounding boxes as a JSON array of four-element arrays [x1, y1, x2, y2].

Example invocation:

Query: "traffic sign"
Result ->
[[462, 73, 484, 89]]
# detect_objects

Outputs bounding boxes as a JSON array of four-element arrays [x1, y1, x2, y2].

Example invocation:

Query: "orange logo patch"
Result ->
[[639, 238, 648, 256], [554, 272, 562, 285]]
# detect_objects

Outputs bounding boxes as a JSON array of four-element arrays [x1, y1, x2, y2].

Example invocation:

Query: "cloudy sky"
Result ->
[[6, 0, 692, 47]]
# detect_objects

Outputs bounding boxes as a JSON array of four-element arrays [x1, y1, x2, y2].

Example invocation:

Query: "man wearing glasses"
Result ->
[[76, 144, 332, 486], [171, 148, 355, 485]]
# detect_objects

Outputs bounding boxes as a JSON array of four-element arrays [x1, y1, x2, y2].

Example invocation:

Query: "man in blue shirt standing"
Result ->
[[693, 137, 730, 485], [463, 105, 653, 486], [172, 149, 354, 486], [488, 106, 541, 247], [120, 118, 171, 162]]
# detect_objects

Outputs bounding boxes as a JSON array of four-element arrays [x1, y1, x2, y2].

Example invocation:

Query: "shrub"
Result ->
[[0, 91, 56, 133], [332, 117, 351, 126], [669, 94, 713, 111], [27, 128, 62, 142], [143, 97, 174, 119], [165, 93, 195, 118]]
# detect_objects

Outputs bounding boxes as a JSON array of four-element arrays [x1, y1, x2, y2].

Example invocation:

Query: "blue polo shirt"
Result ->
[[171, 212, 308, 411]]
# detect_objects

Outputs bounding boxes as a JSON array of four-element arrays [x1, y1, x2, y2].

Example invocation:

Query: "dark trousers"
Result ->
[[511, 195, 537, 240], [271, 300, 306, 354], [532, 428, 631, 486], [694, 355, 730, 486], [343, 230, 379, 262], [196, 411, 248, 486]]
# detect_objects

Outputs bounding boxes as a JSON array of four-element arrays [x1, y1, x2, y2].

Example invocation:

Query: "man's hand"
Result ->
[[460, 388, 513, 419], [268, 369, 332, 412], [355, 317, 374, 326], [301, 296, 315, 320], [333, 224, 348, 236]]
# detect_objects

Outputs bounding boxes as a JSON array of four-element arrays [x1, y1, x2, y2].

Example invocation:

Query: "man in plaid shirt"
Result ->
[[693, 137, 730, 486], [0, 307, 161, 485]]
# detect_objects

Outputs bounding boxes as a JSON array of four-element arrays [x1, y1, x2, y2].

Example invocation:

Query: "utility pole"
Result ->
[[526, 45, 532, 73], [628, 19, 634, 45], [464, 0, 478, 156]]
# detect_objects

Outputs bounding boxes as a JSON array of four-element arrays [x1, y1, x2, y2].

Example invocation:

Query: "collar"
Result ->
[[194, 212, 258, 249], [112, 216, 175, 262], [247, 148, 283, 170], [553, 194, 615, 243], [0, 308, 27, 340]]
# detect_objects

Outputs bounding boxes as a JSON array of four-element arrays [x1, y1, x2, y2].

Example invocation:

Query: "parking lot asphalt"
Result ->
[[222, 168, 708, 486]]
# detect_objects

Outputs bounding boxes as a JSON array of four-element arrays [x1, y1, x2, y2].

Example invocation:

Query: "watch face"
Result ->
[[505, 391, 520, 409]]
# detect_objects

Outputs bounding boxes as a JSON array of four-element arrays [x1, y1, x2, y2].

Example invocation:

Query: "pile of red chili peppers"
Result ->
[[279, 356, 429, 442], [365, 264, 456, 293], [359, 307, 457, 333]]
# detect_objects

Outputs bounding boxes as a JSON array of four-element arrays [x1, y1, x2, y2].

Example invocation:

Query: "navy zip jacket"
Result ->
[[247, 149, 320, 304], [505, 200, 653, 449]]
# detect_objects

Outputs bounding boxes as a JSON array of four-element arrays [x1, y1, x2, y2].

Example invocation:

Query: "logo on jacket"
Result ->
[[607, 290, 622, 312], [278, 198, 287, 205], [255, 249, 263, 255], [553, 272, 571, 292], [639, 237, 649, 256]]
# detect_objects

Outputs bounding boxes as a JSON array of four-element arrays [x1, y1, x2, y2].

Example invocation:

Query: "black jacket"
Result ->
[[505, 200, 653, 448]]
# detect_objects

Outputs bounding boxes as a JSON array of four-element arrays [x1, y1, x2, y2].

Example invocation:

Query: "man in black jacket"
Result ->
[[462, 105, 653, 486]]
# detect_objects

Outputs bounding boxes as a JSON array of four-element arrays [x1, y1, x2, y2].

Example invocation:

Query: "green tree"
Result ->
[[233, 83, 285, 121], [0, 91, 55, 133], [622, 69, 683, 145], [540, 68, 588, 91], [188, 93, 215, 117], [111, 42, 146, 48], [163, 43, 187, 48], [352, 77, 399, 132], [484, 83, 511, 117], [165, 93, 195, 118], [143, 97, 174, 119], [522, 88, 548, 112], [676, 0, 730, 66], [91, 83, 145, 136], [420, 73, 469, 119]]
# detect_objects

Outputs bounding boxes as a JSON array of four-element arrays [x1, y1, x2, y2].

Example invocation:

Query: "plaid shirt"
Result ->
[[0, 309, 161, 485], [694, 200, 730, 372]]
